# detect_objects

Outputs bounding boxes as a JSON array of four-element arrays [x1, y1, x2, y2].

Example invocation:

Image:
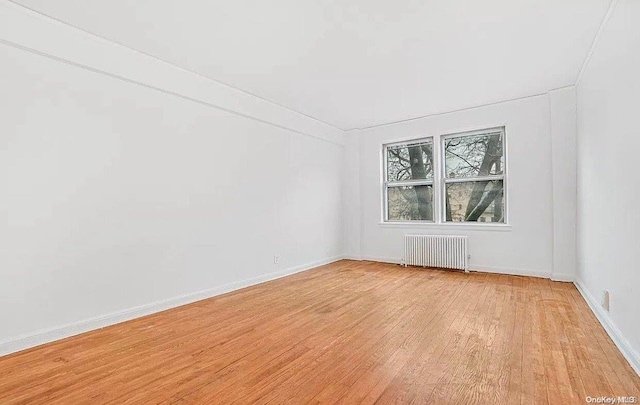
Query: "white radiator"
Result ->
[[404, 235, 469, 272]]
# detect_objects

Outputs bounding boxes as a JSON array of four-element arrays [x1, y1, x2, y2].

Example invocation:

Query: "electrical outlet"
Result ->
[[467, 254, 471, 259], [602, 290, 610, 311], [273, 255, 280, 264]]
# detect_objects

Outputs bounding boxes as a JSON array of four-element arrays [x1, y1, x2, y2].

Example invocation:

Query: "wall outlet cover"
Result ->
[[602, 290, 610, 311]]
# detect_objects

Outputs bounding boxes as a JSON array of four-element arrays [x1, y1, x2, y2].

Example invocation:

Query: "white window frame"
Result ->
[[382, 137, 435, 223], [381, 126, 508, 227]]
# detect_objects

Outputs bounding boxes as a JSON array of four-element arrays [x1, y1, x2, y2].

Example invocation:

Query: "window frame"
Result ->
[[381, 126, 508, 226], [382, 137, 435, 223]]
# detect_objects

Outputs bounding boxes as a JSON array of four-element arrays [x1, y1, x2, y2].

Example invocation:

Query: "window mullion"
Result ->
[[435, 135, 443, 224], [385, 180, 433, 188], [444, 175, 504, 184]]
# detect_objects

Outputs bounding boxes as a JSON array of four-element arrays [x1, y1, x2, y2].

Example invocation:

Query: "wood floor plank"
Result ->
[[0, 260, 638, 404]]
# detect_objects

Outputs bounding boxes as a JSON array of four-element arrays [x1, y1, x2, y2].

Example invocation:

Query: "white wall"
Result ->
[[342, 131, 362, 259], [345, 94, 580, 278], [549, 87, 578, 282], [576, 0, 640, 374], [0, 4, 344, 355]]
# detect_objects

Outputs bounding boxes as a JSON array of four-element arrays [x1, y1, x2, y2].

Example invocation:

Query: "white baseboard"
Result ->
[[574, 280, 640, 377], [0, 255, 344, 358], [354, 256, 551, 279], [360, 255, 402, 264], [471, 264, 551, 279], [550, 272, 575, 282]]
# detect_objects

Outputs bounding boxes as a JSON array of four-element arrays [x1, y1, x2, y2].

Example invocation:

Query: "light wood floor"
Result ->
[[1, 260, 638, 404]]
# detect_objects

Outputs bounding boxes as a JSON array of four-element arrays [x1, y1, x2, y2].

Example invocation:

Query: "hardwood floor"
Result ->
[[1, 260, 638, 404]]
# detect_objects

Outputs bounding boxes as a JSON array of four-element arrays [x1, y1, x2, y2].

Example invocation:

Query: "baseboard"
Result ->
[[550, 272, 575, 282], [360, 255, 402, 264], [574, 280, 640, 377], [356, 256, 551, 279], [469, 265, 551, 278], [0, 255, 344, 358]]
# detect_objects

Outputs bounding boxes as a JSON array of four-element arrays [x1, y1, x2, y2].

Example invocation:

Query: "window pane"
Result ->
[[387, 185, 433, 221], [444, 132, 503, 178], [386, 141, 433, 182], [445, 180, 504, 223]]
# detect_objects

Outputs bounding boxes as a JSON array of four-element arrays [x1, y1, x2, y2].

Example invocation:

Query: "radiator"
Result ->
[[404, 235, 469, 272]]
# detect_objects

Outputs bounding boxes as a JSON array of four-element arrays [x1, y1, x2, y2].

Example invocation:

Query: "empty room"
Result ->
[[1, 0, 639, 404]]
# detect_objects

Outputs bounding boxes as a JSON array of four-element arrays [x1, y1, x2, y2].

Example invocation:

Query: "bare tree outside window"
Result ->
[[444, 132, 505, 223], [385, 140, 434, 221]]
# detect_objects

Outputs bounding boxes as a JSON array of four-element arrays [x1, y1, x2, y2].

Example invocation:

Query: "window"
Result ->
[[384, 138, 434, 222], [382, 127, 506, 224]]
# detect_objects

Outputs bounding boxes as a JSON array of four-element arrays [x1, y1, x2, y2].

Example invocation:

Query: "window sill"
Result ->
[[378, 222, 512, 232]]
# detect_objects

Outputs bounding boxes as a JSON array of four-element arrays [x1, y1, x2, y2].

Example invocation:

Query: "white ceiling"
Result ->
[[12, 0, 611, 130]]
